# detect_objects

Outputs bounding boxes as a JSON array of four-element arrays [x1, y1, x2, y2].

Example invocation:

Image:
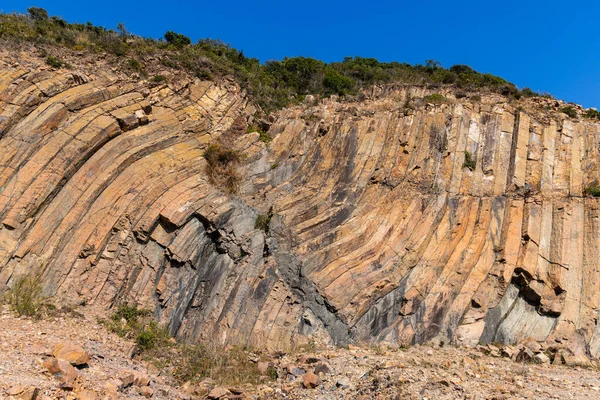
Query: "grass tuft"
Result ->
[[203, 143, 242, 194], [463, 151, 476, 171], [7, 272, 44, 317]]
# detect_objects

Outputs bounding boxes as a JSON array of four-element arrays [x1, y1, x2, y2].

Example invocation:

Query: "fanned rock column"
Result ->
[[4, 50, 600, 356]]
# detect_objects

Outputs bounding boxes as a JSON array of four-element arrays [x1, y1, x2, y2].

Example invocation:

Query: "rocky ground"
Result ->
[[2, 306, 600, 399]]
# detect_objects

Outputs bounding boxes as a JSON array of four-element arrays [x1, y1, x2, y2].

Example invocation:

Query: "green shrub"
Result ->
[[136, 323, 159, 351], [27, 7, 48, 22], [463, 151, 476, 171], [584, 186, 600, 197], [151, 74, 166, 83], [255, 213, 271, 232], [323, 69, 355, 95], [111, 303, 149, 324], [520, 87, 539, 98], [560, 106, 578, 118], [164, 30, 191, 46], [7, 272, 43, 317], [46, 55, 63, 68], [583, 109, 600, 119], [247, 124, 271, 143], [0, 11, 539, 113], [126, 58, 143, 72], [423, 93, 448, 105]]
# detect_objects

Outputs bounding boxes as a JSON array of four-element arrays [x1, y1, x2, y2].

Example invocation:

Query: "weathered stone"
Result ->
[[119, 370, 150, 388], [207, 386, 231, 399], [43, 357, 79, 386], [53, 343, 89, 366], [302, 372, 320, 389], [563, 354, 592, 368], [533, 352, 550, 364], [3, 52, 600, 355]]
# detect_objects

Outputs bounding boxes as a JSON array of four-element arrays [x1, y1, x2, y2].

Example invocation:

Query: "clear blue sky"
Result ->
[[2, 1, 599, 108]]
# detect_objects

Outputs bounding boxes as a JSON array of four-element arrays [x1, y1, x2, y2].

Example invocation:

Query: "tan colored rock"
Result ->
[[8, 386, 39, 399], [207, 386, 231, 399], [302, 372, 320, 389], [53, 343, 89, 366], [4, 49, 600, 355], [75, 389, 99, 400], [119, 370, 150, 388], [43, 357, 79, 387], [563, 354, 592, 368]]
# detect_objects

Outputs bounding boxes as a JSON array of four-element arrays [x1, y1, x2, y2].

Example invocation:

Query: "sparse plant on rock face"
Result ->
[[247, 124, 271, 143], [46, 55, 63, 68], [255, 213, 271, 232], [203, 143, 242, 194], [423, 93, 448, 105], [584, 185, 600, 197], [560, 106, 578, 118], [463, 151, 476, 171], [7, 271, 44, 317], [583, 109, 600, 119]]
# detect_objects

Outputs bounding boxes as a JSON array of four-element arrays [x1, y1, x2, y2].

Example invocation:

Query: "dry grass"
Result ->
[[6, 271, 45, 318], [103, 304, 275, 386], [203, 143, 242, 194]]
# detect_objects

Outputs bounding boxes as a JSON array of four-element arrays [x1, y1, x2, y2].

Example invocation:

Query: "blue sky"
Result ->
[[2, 1, 599, 108]]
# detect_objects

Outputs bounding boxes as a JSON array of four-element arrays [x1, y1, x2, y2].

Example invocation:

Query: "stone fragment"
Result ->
[[119, 370, 150, 388], [207, 386, 231, 399], [563, 354, 592, 367], [75, 389, 99, 400], [533, 352, 550, 364], [135, 109, 149, 125], [336, 379, 351, 389], [53, 343, 90, 366], [43, 357, 79, 387], [314, 361, 331, 375], [287, 365, 306, 376], [302, 372, 320, 389]]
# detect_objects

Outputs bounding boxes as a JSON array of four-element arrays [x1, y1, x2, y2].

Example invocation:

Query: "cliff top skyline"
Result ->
[[2, 0, 599, 108]]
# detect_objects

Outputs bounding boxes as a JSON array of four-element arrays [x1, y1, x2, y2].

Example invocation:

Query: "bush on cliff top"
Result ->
[[0, 8, 546, 113]]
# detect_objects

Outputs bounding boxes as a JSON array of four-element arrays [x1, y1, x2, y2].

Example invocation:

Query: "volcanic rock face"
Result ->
[[2, 52, 600, 354]]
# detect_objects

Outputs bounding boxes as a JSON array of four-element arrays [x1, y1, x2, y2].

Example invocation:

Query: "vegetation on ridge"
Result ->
[[0, 7, 551, 113]]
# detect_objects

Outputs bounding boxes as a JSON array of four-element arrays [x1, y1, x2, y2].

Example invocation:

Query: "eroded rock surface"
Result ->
[[3, 49, 600, 356]]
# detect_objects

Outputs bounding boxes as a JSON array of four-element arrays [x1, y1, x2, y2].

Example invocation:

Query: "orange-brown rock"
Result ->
[[52, 343, 89, 366], [3, 47, 600, 357], [43, 357, 79, 387], [302, 372, 320, 389]]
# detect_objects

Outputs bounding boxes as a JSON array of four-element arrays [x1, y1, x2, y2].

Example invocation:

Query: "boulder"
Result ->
[[563, 354, 592, 368], [43, 357, 79, 387], [302, 372, 320, 389], [53, 343, 90, 366], [207, 386, 231, 399], [533, 352, 550, 364], [119, 370, 150, 388]]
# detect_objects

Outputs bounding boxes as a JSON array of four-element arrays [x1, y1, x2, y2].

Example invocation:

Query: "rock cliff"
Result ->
[[2, 48, 600, 357]]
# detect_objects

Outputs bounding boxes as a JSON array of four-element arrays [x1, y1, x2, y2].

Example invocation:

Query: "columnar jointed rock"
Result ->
[[3, 48, 600, 357]]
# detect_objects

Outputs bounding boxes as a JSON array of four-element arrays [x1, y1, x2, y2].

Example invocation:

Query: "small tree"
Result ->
[[117, 22, 128, 38], [164, 31, 191, 46], [27, 7, 48, 22]]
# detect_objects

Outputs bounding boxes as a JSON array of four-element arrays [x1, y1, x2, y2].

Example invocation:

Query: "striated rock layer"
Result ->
[[3, 52, 600, 356]]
